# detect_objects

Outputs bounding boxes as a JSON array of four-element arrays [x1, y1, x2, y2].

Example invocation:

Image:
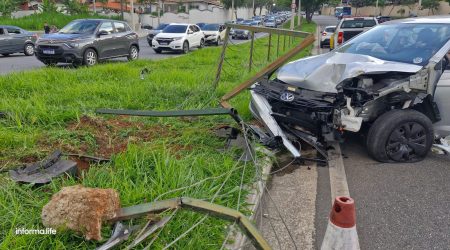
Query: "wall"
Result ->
[[322, 1, 450, 17]]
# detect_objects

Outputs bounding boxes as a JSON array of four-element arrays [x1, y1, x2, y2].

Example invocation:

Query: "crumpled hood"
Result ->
[[276, 52, 423, 93]]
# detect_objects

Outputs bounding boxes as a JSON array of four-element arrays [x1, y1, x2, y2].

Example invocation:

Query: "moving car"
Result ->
[[250, 17, 450, 163], [147, 23, 169, 46], [202, 23, 226, 45], [152, 23, 205, 54], [331, 17, 378, 50], [264, 18, 277, 28], [231, 29, 251, 40], [320, 26, 335, 48], [35, 19, 139, 67], [0, 25, 37, 56]]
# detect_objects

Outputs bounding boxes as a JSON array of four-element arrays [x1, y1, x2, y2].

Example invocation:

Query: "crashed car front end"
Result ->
[[250, 49, 447, 160]]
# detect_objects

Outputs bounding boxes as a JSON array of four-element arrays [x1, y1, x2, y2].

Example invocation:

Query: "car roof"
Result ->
[[325, 25, 336, 28], [383, 16, 450, 25], [342, 17, 376, 20], [0, 25, 21, 29], [73, 19, 125, 22], [168, 23, 192, 26]]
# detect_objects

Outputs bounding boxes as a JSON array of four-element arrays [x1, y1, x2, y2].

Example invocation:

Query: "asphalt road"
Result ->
[[0, 33, 267, 75], [313, 15, 450, 249]]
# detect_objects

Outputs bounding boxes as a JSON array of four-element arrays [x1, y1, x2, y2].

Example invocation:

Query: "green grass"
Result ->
[[0, 22, 316, 249], [0, 12, 121, 31]]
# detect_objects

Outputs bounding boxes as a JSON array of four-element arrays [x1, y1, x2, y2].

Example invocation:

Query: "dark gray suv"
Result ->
[[0, 25, 37, 57], [35, 19, 139, 66]]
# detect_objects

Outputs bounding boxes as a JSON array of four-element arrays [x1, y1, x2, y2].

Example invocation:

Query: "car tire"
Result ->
[[366, 109, 433, 163], [24, 43, 35, 56], [182, 41, 189, 54], [2, 54, 10, 57], [83, 48, 98, 67], [199, 39, 205, 49], [127, 45, 139, 61], [153, 48, 162, 54]]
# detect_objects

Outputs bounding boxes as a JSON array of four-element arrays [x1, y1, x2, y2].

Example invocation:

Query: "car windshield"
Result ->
[[162, 25, 187, 33], [59, 20, 100, 34], [156, 23, 168, 30], [202, 24, 219, 31], [336, 23, 450, 66]]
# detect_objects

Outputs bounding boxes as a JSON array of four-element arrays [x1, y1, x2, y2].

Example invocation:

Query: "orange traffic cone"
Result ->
[[321, 196, 360, 250]]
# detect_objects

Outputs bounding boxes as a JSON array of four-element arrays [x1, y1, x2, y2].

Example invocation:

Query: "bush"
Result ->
[[0, 12, 121, 31]]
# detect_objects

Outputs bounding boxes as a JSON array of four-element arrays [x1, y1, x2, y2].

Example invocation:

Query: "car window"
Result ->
[[194, 25, 200, 32], [59, 20, 100, 34], [189, 25, 195, 33], [341, 19, 376, 29], [6, 27, 21, 34], [114, 22, 126, 33], [99, 22, 115, 34], [162, 25, 187, 33], [325, 27, 335, 32]]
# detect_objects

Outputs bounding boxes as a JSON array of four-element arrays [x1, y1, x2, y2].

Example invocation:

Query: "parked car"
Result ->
[[250, 21, 261, 27], [202, 23, 226, 45], [141, 24, 153, 30], [35, 19, 139, 67], [147, 23, 169, 46], [0, 25, 37, 57], [264, 18, 277, 28], [250, 17, 450, 163], [376, 16, 391, 24], [320, 25, 336, 48], [152, 23, 205, 54], [242, 19, 253, 26], [196, 23, 207, 29], [231, 29, 251, 40], [331, 16, 378, 50]]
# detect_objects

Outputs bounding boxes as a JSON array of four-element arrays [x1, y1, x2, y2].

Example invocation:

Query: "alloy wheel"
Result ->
[[130, 46, 138, 60], [25, 44, 34, 55], [86, 51, 97, 66]]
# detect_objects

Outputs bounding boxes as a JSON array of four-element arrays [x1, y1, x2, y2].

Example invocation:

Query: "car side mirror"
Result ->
[[97, 30, 109, 37]]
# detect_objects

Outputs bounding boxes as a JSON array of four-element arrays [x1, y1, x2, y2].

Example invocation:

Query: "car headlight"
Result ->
[[63, 43, 79, 48], [172, 37, 183, 41]]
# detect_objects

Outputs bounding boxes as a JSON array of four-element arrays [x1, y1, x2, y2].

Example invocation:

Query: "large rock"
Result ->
[[41, 185, 121, 241]]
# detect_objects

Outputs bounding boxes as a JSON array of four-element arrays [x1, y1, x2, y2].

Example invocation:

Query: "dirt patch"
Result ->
[[42, 115, 176, 159]]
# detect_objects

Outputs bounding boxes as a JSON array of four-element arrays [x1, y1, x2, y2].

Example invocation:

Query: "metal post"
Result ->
[[213, 27, 231, 89], [249, 31, 255, 72], [289, 0, 295, 30], [277, 34, 280, 57], [267, 33, 272, 61], [120, 0, 124, 19], [283, 35, 286, 51], [93, 0, 96, 13], [157, 0, 161, 26], [130, 0, 135, 30], [297, 0, 301, 27]]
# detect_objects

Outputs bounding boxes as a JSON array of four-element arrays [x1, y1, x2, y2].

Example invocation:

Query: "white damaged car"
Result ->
[[250, 17, 450, 163]]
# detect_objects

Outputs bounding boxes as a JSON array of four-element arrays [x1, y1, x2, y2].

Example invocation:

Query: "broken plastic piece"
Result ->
[[126, 216, 173, 249], [9, 150, 77, 184]]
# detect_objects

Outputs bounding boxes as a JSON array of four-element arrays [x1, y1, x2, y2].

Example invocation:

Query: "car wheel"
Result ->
[[24, 43, 35, 56], [199, 39, 205, 49], [83, 48, 98, 66], [153, 48, 162, 54], [366, 109, 433, 163], [182, 41, 189, 54], [127, 45, 139, 61], [2, 54, 10, 57]]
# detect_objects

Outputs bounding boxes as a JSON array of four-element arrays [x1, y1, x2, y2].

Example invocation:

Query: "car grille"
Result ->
[[156, 38, 174, 43], [36, 45, 64, 56], [205, 34, 212, 38]]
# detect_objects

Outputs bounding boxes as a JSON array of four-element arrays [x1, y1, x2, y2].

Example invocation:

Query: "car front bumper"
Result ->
[[35, 44, 83, 63], [152, 39, 184, 50]]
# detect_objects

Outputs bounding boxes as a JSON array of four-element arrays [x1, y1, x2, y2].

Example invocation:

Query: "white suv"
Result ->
[[152, 23, 205, 54]]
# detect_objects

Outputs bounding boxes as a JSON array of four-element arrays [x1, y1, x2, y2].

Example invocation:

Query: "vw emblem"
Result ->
[[280, 92, 295, 102]]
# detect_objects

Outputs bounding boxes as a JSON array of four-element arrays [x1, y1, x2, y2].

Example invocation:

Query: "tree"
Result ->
[[41, 0, 57, 13], [0, 0, 21, 17], [421, 0, 439, 15], [63, 0, 88, 15], [303, 0, 326, 22]]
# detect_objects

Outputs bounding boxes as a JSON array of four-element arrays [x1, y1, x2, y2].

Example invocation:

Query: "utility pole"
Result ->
[[252, 0, 255, 17], [120, 0, 124, 20], [157, 0, 161, 26], [289, 0, 295, 30], [297, 0, 301, 27], [231, 0, 235, 21]]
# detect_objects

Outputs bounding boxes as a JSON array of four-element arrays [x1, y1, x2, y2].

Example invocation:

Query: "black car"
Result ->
[[146, 23, 168, 46], [35, 19, 139, 67], [0, 25, 37, 57]]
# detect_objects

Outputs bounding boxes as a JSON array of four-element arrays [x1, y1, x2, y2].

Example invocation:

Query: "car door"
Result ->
[[0, 28, 12, 53], [96, 21, 117, 58], [187, 25, 197, 46], [434, 54, 450, 137], [112, 21, 129, 55], [6, 27, 24, 53], [193, 25, 203, 46]]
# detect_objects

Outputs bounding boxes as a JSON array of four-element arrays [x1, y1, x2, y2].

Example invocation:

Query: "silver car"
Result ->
[[0, 25, 37, 57], [250, 16, 450, 163]]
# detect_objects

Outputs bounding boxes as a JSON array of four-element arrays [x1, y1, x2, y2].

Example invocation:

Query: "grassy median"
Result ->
[[0, 22, 315, 249]]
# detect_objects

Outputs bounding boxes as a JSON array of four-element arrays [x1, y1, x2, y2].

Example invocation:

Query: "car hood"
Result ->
[[276, 52, 423, 93], [155, 33, 186, 38], [39, 33, 91, 42]]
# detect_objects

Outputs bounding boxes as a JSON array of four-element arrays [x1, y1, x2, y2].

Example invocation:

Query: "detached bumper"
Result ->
[[250, 90, 301, 158]]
